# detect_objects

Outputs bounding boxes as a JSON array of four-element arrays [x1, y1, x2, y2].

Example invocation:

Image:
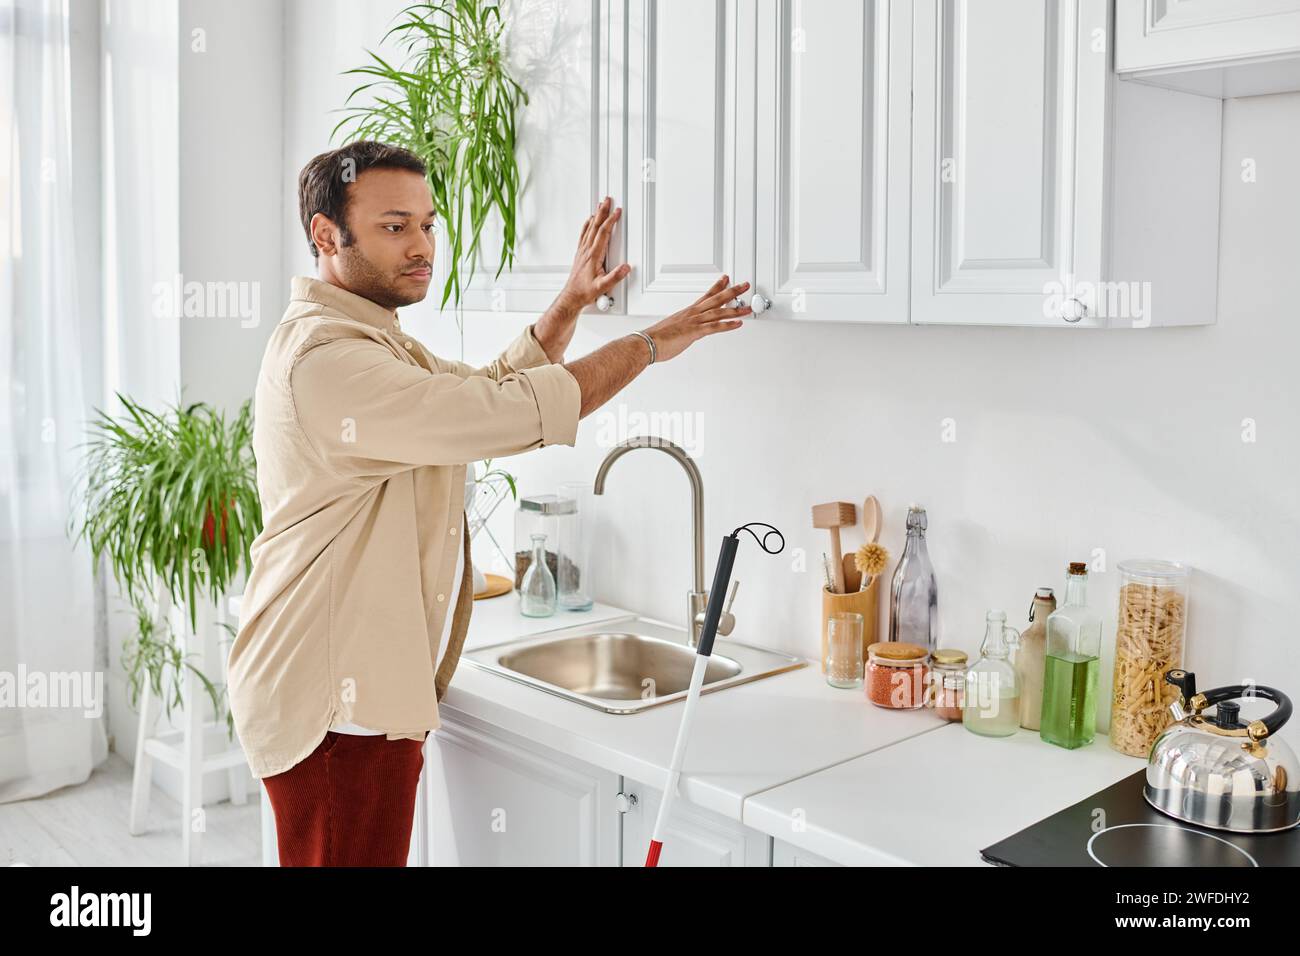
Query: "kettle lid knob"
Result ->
[[1214, 699, 1241, 729]]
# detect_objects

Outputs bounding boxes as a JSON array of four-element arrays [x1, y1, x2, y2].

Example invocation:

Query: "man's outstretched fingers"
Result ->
[[692, 274, 730, 305], [696, 281, 750, 315], [596, 262, 632, 293], [703, 318, 745, 335]]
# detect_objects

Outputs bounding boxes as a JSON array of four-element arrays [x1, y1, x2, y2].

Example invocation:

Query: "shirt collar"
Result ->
[[289, 275, 404, 334]]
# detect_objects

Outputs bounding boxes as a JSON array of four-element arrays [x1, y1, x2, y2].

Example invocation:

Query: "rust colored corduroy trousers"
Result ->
[[262, 730, 427, 866]]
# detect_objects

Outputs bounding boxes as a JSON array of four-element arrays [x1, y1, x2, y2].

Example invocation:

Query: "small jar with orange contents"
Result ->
[[929, 648, 968, 721], [866, 642, 929, 709]]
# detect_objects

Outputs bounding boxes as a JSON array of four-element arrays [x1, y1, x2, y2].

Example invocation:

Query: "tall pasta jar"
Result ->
[[866, 642, 929, 709], [1108, 560, 1189, 757]]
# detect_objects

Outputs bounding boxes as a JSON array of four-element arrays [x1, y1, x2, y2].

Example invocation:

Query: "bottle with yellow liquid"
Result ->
[[963, 610, 1022, 738], [1040, 562, 1101, 749]]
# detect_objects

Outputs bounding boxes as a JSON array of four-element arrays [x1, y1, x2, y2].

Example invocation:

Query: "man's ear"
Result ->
[[310, 212, 339, 256]]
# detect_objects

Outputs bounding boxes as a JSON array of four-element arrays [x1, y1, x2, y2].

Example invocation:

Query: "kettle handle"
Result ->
[[1202, 683, 1292, 739]]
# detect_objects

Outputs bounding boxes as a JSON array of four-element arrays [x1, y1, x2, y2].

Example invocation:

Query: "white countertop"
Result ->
[[444, 598, 948, 821], [743, 722, 1144, 866]]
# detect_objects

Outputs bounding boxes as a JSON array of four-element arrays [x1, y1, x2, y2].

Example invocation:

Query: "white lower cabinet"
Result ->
[[422, 712, 772, 866], [773, 838, 842, 868], [424, 714, 620, 866], [618, 778, 772, 867]]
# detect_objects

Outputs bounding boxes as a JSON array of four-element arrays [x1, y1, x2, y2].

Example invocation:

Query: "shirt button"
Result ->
[[404, 341, 413, 350], [436, 593, 446, 602], [449, 526, 457, 536]]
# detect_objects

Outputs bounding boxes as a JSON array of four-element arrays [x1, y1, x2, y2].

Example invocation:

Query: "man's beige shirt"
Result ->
[[228, 276, 581, 778]]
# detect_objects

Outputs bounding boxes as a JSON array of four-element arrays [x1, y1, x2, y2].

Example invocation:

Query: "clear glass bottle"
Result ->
[[1040, 562, 1102, 749], [519, 533, 557, 617], [888, 505, 938, 653], [963, 610, 1021, 738]]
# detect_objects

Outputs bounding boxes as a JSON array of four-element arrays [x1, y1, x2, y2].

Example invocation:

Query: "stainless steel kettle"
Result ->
[[1145, 670, 1300, 833]]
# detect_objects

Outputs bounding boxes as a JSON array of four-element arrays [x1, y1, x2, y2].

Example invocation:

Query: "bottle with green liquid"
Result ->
[[1040, 562, 1101, 749]]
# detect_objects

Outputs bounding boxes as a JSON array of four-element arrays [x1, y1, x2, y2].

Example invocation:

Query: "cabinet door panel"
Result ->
[[450, 0, 606, 314], [911, 0, 1108, 326], [754, 0, 910, 323], [620, 778, 771, 866], [424, 716, 619, 866], [773, 838, 842, 867], [624, 0, 744, 316]]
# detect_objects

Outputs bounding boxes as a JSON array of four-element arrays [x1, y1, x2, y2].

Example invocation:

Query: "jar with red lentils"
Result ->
[[866, 642, 929, 709]]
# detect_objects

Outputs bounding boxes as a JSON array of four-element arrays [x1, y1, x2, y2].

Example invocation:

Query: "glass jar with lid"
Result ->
[[514, 494, 585, 604], [929, 648, 968, 721], [555, 481, 594, 610], [1109, 559, 1190, 756], [866, 642, 929, 709]]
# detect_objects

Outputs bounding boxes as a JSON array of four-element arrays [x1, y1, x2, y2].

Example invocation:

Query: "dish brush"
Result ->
[[854, 541, 890, 592]]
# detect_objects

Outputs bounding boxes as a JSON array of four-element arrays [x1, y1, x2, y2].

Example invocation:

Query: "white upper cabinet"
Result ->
[[911, 0, 1221, 327], [614, 0, 909, 322], [488, 0, 1226, 328], [911, 0, 1110, 327], [1116, 0, 1300, 97], [751, 0, 911, 324], [616, 0, 747, 317], [452, 0, 608, 314]]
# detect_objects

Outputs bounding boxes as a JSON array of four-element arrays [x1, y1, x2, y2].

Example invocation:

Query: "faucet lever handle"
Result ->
[[694, 579, 739, 638], [724, 579, 740, 613]]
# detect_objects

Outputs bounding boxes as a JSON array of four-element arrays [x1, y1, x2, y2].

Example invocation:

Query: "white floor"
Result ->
[[0, 750, 261, 866]]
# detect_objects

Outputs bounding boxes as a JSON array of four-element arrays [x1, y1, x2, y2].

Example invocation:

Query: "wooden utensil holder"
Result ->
[[821, 577, 879, 673]]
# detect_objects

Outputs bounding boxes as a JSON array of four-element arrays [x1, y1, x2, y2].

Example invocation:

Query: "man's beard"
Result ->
[[337, 243, 428, 309]]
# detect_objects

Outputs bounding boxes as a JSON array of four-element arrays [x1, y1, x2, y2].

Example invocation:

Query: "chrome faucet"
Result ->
[[593, 436, 737, 648]]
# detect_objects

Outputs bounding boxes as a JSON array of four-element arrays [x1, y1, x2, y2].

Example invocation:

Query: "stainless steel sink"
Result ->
[[462, 621, 806, 714]]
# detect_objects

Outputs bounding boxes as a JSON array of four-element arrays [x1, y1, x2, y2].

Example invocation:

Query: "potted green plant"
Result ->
[[337, 0, 530, 544], [70, 394, 262, 734], [334, 0, 529, 321]]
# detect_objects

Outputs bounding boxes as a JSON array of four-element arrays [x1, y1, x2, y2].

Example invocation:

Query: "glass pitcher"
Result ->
[[963, 610, 1021, 738], [519, 533, 557, 617]]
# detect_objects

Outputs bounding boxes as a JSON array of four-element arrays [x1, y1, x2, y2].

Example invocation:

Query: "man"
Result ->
[[227, 141, 750, 866]]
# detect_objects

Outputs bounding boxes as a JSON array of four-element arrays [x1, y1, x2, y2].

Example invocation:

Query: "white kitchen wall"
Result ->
[[272, 2, 1299, 742], [178, 0, 284, 412], [102, 0, 284, 801]]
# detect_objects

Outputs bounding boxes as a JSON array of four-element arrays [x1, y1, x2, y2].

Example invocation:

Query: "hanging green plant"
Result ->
[[69, 394, 262, 734], [333, 0, 529, 320]]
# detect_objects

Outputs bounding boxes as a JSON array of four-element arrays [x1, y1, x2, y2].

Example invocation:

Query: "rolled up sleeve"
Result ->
[[292, 338, 580, 477], [428, 323, 553, 381]]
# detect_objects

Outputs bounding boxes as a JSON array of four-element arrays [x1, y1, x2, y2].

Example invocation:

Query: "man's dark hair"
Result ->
[[297, 141, 427, 258]]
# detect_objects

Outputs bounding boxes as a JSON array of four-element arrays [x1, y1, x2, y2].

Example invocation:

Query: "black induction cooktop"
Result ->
[[981, 770, 1300, 867]]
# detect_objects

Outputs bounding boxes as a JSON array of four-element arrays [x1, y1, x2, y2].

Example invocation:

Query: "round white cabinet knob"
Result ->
[[1060, 297, 1087, 323]]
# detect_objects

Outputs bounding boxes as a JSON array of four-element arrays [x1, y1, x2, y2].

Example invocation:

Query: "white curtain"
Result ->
[[0, 0, 107, 802]]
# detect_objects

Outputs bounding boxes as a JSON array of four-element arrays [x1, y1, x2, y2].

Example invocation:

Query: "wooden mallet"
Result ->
[[812, 501, 856, 594]]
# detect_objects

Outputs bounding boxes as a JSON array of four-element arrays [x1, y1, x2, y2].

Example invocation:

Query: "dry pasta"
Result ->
[[1109, 582, 1187, 756]]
